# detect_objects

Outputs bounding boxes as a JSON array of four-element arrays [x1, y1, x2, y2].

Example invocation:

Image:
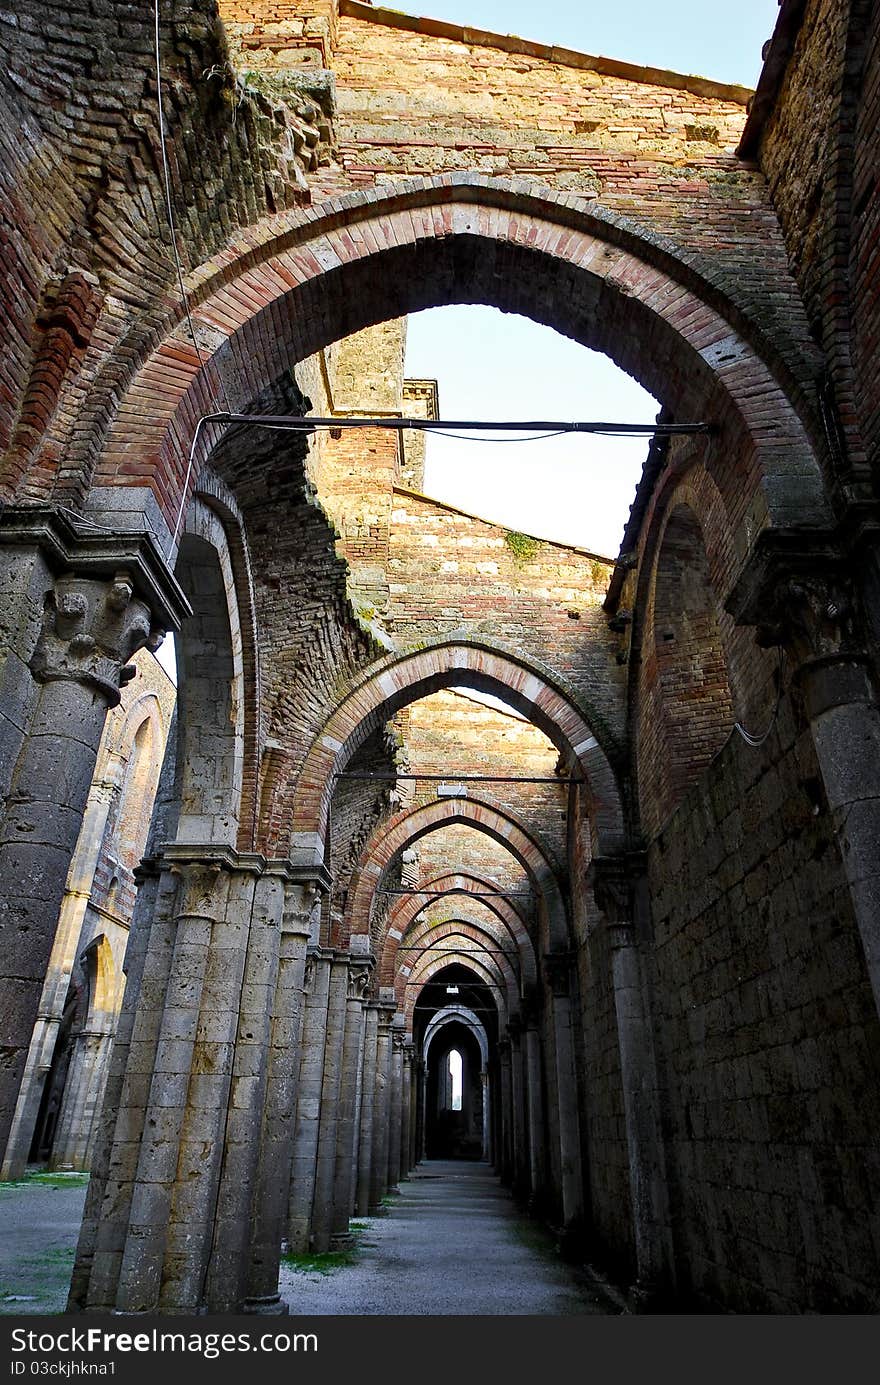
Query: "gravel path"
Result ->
[[280, 1160, 620, 1315]]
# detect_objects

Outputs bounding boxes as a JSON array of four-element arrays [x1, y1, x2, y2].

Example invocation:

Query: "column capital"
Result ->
[[29, 570, 164, 707], [0, 504, 190, 631], [543, 951, 576, 997], [346, 952, 374, 1001], [725, 533, 865, 668]]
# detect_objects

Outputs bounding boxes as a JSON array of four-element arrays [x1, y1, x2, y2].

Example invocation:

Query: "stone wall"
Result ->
[[647, 700, 880, 1311]]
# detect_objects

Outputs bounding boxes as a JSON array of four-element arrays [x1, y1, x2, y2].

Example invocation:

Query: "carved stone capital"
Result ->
[[589, 855, 633, 926], [168, 858, 224, 918], [753, 571, 857, 665], [544, 951, 576, 998], [725, 533, 865, 672], [392, 1029, 407, 1054], [347, 957, 373, 1001], [29, 570, 164, 706]]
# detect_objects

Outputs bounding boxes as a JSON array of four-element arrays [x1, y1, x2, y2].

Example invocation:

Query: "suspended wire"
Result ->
[[734, 649, 786, 748], [197, 412, 709, 438], [429, 428, 570, 444]]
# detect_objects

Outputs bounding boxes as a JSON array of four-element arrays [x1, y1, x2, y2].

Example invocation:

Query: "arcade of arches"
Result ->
[[1, 0, 879, 1315]]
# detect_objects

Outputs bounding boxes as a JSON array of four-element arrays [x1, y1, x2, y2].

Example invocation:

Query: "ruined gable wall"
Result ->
[[222, 1, 818, 393]]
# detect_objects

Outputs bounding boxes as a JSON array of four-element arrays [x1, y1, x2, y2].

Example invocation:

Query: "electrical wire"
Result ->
[[734, 649, 786, 748]]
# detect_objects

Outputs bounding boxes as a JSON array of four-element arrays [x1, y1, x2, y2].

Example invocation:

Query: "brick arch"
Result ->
[[85, 177, 830, 554], [629, 456, 780, 836], [287, 638, 624, 866], [344, 796, 568, 951], [392, 913, 525, 1006], [381, 871, 538, 988], [402, 948, 512, 1031]]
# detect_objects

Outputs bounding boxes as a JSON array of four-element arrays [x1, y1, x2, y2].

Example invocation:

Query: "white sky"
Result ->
[[400, 0, 780, 557]]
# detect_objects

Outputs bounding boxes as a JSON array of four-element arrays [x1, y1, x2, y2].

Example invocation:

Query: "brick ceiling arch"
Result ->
[[343, 795, 569, 951], [391, 912, 525, 1006], [86, 177, 831, 558], [288, 637, 624, 867], [381, 870, 538, 988], [402, 948, 512, 1030]]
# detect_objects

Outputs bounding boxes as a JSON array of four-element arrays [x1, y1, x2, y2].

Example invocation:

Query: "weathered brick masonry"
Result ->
[[1, 0, 879, 1317]]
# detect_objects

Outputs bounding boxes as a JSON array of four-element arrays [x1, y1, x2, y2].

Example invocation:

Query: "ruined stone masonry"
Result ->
[[0, 0, 878, 1315]]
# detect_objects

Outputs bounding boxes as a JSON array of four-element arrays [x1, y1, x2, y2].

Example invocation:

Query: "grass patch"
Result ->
[[281, 1248, 357, 1276], [0, 1170, 89, 1192], [280, 1222, 369, 1277]]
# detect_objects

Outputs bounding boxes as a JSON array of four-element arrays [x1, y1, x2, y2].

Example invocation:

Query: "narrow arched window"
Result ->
[[448, 1048, 463, 1112]]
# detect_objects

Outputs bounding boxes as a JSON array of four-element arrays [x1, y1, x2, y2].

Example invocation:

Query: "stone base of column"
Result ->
[[555, 1219, 586, 1263], [242, 1294, 290, 1316], [626, 1278, 668, 1313], [329, 1231, 355, 1251]]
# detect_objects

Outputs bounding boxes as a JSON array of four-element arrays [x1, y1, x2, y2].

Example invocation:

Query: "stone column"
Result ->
[[0, 567, 166, 1162], [286, 947, 333, 1254], [369, 997, 395, 1211], [507, 1014, 529, 1199], [387, 1017, 405, 1191], [0, 748, 124, 1179], [328, 942, 372, 1249], [522, 1002, 545, 1209], [244, 877, 322, 1313], [400, 1040, 414, 1176], [590, 854, 672, 1301], [354, 1002, 379, 1216], [497, 1038, 513, 1182], [544, 952, 586, 1244], [49, 1025, 114, 1171], [201, 860, 294, 1313], [309, 951, 350, 1253], [480, 1068, 490, 1161], [729, 558, 880, 1023], [416, 1057, 427, 1162], [68, 855, 179, 1311], [112, 849, 262, 1314]]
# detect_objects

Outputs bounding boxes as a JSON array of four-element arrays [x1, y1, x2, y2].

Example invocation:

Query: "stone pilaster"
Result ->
[[354, 1001, 379, 1216], [68, 849, 316, 1315], [401, 1040, 415, 1176], [329, 940, 373, 1248], [590, 852, 673, 1302], [286, 945, 334, 1253], [497, 1037, 513, 1183], [244, 875, 323, 1314], [0, 750, 125, 1179], [309, 950, 351, 1253], [507, 1013, 529, 1200], [387, 1016, 406, 1190], [544, 951, 585, 1242], [368, 994, 395, 1211], [729, 544, 880, 1023], [522, 993, 546, 1210]]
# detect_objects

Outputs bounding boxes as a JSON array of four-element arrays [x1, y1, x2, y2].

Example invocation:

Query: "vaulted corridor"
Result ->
[[279, 1162, 620, 1316], [2, 0, 880, 1321]]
